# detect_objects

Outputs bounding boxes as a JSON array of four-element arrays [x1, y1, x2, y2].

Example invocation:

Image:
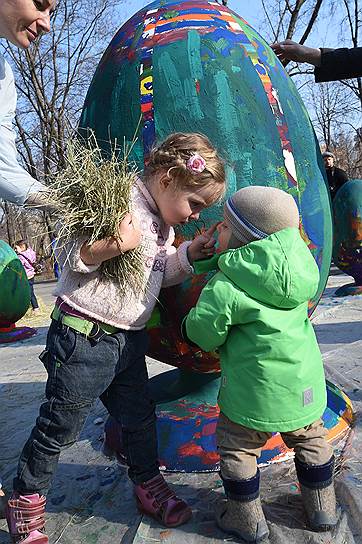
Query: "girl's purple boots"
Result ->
[[6, 477, 191, 542], [6, 493, 48, 543], [134, 474, 192, 527]]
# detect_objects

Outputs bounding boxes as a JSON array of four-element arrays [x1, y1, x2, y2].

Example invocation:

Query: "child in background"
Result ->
[[6, 133, 226, 544], [14, 240, 40, 313], [184, 186, 337, 543]]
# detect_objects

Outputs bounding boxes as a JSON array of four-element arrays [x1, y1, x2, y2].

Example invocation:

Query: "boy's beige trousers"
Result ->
[[217, 412, 333, 480]]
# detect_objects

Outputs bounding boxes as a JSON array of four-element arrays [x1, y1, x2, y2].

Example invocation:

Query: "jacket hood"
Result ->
[[196, 228, 320, 309]]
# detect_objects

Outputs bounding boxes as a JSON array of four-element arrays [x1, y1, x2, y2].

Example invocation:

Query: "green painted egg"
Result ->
[[79, 0, 332, 369], [0, 241, 30, 326]]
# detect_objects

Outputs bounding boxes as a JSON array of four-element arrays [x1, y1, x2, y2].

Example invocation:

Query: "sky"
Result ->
[[115, 0, 349, 49]]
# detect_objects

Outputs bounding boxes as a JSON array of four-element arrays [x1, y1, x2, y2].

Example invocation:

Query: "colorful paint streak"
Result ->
[[104, 378, 353, 473]]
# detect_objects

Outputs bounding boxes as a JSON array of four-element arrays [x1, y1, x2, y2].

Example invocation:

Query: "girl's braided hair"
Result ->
[[144, 132, 226, 204]]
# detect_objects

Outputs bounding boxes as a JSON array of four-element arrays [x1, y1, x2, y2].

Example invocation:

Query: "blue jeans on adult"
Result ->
[[13, 319, 159, 495]]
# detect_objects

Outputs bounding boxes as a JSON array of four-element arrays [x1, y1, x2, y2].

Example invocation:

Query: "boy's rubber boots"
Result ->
[[216, 469, 269, 543], [6, 493, 48, 543], [134, 474, 192, 527], [295, 456, 338, 531]]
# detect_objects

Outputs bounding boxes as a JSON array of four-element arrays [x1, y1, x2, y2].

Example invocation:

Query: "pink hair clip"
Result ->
[[186, 153, 206, 173]]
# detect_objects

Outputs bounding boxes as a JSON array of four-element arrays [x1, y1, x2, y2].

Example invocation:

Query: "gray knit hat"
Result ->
[[224, 186, 300, 248], [322, 151, 335, 160]]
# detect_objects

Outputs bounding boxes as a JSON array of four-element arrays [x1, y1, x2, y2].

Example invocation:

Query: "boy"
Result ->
[[184, 186, 337, 543]]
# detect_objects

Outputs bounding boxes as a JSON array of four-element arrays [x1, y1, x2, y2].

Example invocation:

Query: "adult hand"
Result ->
[[116, 213, 142, 252], [187, 223, 219, 263], [271, 40, 321, 67]]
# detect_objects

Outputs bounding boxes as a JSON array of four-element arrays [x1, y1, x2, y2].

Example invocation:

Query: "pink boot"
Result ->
[[6, 493, 48, 543], [134, 474, 192, 527]]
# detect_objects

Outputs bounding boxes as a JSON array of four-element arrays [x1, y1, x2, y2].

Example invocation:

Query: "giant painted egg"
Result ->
[[0, 241, 30, 326], [333, 179, 362, 295], [80, 0, 332, 370]]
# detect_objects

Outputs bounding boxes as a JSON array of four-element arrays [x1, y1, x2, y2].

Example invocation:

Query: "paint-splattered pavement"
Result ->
[[0, 272, 361, 544]]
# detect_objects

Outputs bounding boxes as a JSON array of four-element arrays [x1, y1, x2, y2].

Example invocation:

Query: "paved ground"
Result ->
[[33, 278, 57, 307], [0, 272, 361, 543]]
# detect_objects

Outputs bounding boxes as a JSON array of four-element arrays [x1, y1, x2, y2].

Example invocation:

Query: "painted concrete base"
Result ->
[[0, 325, 37, 344]]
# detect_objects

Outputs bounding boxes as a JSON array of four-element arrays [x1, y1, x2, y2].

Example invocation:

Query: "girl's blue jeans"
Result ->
[[13, 318, 159, 495]]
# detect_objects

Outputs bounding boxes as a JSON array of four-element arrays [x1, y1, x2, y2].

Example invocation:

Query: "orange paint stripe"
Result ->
[[144, 12, 235, 32]]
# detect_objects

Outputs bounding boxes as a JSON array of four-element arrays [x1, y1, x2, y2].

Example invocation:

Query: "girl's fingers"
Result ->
[[201, 246, 216, 255], [203, 238, 217, 249]]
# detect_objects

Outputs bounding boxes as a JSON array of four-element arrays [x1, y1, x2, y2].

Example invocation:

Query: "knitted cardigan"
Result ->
[[54, 179, 193, 329]]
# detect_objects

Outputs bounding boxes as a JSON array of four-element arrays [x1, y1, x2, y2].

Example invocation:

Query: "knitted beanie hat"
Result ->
[[322, 151, 335, 160], [224, 186, 300, 247]]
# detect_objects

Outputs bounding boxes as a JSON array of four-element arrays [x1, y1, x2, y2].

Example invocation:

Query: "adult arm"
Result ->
[[315, 47, 362, 82], [0, 57, 46, 206], [271, 40, 362, 82]]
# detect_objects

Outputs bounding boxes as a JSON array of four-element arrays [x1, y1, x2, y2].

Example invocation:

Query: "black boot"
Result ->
[[216, 469, 269, 543], [295, 456, 338, 531]]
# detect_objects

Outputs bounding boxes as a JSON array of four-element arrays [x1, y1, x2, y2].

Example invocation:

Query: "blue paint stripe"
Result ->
[[155, 18, 230, 33], [140, 94, 153, 104]]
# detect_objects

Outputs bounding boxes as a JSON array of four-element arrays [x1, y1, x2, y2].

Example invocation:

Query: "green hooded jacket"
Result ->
[[185, 227, 327, 432]]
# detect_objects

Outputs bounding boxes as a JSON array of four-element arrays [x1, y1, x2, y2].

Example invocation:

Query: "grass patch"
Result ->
[[17, 297, 53, 328]]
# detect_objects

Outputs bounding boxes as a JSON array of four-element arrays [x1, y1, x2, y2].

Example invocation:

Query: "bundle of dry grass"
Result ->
[[48, 134, 144, 295]]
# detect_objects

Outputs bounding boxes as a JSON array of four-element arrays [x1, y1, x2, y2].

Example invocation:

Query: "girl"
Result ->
[[14, 240, 40, 312], [6, 132, 226, 544]]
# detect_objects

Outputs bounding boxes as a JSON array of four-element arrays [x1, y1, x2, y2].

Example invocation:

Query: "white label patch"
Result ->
[[303, 388, 313, 406]]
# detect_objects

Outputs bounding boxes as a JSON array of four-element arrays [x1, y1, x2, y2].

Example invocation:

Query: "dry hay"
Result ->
[[48, 135, 144, 295]]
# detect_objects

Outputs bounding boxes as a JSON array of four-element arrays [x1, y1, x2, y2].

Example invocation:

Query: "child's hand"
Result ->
[[187, 223, 219, 263], [116, 213, 142, 252]]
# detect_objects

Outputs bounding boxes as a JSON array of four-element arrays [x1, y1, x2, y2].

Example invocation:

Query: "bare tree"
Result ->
[[307, 80, 360, 148], [260, 0, 324, 45], [1, 0, 125, 181]]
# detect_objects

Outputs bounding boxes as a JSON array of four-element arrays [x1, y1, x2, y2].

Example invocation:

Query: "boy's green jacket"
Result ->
[[185, 227, 327, 432]]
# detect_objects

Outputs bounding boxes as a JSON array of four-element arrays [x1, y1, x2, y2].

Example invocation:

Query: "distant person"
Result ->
[[322, 152, 349, 201], [271, 40, 362, 82], [14, 240, 40, 313]]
